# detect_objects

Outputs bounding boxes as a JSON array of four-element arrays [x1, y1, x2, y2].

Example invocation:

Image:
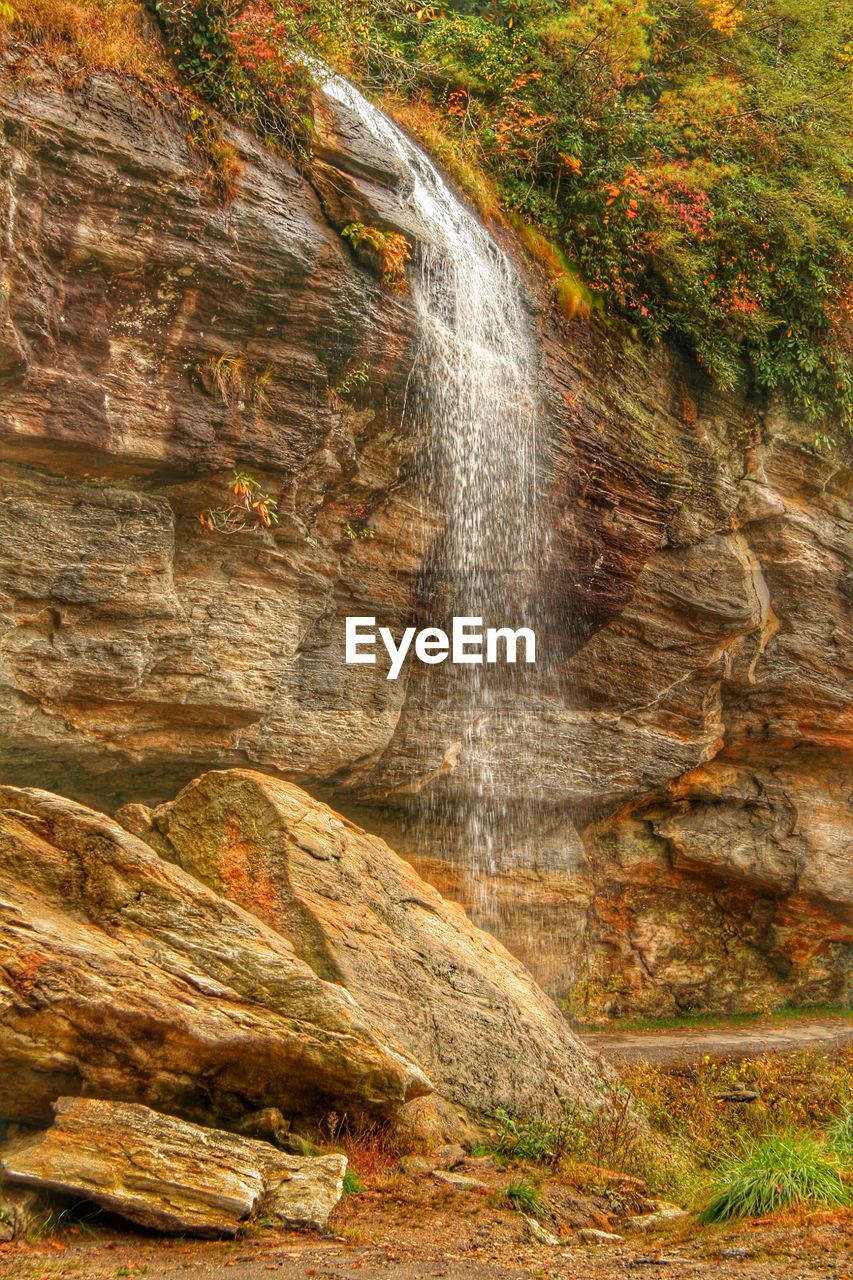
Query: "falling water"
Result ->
[[323, 73, 544, 921]]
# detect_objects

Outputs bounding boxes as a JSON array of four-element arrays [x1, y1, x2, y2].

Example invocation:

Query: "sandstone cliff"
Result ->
[[1, 43, 850, 1015]]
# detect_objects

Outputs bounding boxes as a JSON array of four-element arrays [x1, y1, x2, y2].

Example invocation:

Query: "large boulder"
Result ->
[[148, 769, 603, 1125], [0, 1096, 346, 1237], [0, 785, 430, 1127]]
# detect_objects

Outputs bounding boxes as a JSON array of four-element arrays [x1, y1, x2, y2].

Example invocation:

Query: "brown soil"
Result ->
[[1, 1167, 851, 1280]]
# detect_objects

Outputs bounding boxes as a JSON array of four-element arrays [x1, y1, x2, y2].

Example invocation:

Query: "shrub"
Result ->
[[153, 0, 312, 155], [699, 1131, 851, 1224], [321, 1111, 415, 1182], [492, 1106, 575, 1166], [490, 1085, 644, 1178], [198, 468, 278, 533]]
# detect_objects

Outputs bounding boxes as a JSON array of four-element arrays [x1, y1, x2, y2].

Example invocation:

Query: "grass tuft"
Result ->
[[502, 1177, 547, 1219], [698, 1131, 850, 1224], [829, 1103, 853, 1159]]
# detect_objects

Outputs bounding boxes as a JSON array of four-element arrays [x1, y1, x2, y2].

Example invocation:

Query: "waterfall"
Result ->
[[322, 73, 543, 917]]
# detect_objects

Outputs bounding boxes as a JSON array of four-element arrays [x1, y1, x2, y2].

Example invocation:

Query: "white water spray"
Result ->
[[323, 74, 543, 913], [322, 74, 538, 587]]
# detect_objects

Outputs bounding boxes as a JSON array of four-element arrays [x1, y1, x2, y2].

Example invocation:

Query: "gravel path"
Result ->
[[582, 1017, 853, 1065]]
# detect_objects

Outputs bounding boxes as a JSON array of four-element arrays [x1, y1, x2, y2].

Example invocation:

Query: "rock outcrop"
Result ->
[[145, 768, 601, 1125], [0, 43, 850, 1015], [0, 784, 430, 1127], [1, 779, 604, 1137], [0, 1097, 346, 1236]]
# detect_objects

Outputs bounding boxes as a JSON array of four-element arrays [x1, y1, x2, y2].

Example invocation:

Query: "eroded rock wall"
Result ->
[[1, 48, 851, 1016]]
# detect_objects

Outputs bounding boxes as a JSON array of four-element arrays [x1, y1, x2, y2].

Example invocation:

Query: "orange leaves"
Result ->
[[698, 0, 746, 36], [559, 151, 583, 176], [342, 222, 411, 294], [199, 469, 279, 536]]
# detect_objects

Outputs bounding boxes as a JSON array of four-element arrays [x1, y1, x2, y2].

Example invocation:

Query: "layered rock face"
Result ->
[[0, 779, 602, 1142], [1, 46, 851, 1014], [0, 783, 430, 1127], [144, 768, 601, 1126]]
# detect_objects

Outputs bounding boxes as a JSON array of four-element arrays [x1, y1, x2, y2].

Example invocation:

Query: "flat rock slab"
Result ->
[[429, 1170, 490, 1192], [0, 1098, 346, 1238]]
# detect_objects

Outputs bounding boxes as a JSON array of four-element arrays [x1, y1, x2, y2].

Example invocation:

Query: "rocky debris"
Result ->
[[233, 1108, 292, 1145], [0, 1098, 345, 1237], [0, 785, 431, 1127], [399, 1155, 437, 1178], [399, 1145, 467, 1177], [576, 1228, 624, 1243], [623, 1203, 691, 1232], [151, 769, 603, 1126], [435, 1144, 468, 1170], [524, 1216, 561, 1246], [430, 1171, 490, 1192]]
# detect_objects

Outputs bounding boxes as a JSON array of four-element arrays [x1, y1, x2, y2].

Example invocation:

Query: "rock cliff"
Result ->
[[1, 43, 851, 1015]]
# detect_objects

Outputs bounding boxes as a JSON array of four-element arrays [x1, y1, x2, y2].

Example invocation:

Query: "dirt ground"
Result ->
[[583, 1019, 853, 1066], [3, 1023, 853, 1279], [1, 1173, 851, 1280]]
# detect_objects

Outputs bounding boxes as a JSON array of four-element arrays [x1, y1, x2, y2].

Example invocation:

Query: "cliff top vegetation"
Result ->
[[3, 0, 852, 433]]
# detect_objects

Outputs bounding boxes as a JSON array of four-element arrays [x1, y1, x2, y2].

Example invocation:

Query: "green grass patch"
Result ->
[[829, 1104, 853, 1160], [699, 1131, 850, 1224], [571, 1002, 853, 1035]]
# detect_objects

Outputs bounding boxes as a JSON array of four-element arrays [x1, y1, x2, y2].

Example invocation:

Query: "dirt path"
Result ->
[[582, 1018, 853, 1065], [1, 1205, 852, 1280]]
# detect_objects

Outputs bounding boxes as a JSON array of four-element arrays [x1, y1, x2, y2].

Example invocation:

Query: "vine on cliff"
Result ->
[[341, 222, 411, 293], [154, 0, 312, 154]]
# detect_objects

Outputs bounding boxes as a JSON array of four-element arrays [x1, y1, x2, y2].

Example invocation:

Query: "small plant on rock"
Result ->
[[331, 364, 369, 400], [187, 107, 244, 202], [329, 499, 374, 541], [502, 1177, 547, 1219], [199, 468, 278, 534], [341, 223, 411, 293]]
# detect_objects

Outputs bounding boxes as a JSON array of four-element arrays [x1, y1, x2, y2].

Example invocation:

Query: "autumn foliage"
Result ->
[[10, 0, 850, 428]]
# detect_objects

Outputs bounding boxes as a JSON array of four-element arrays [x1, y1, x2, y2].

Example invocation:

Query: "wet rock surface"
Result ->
[[149, 768, 602, 1126]]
